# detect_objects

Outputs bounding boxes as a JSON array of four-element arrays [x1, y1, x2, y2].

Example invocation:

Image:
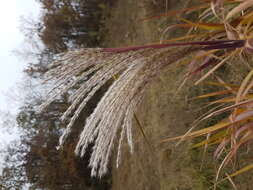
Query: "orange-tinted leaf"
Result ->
[[195, 50, 236, 85], [234, 110, 253, 122], [179, 17, 225, 30], [162, 121, 231, 142], [229, 163, 253, 177], [193, 130, 228, 148], [196, 90, 232, 99], [141, 4, 209, 21], [201, 99, 253, 121], [236, 69, 253, 103]]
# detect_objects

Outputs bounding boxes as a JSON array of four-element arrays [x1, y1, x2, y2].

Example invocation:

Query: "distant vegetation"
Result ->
[[0, 0, 113, 189]]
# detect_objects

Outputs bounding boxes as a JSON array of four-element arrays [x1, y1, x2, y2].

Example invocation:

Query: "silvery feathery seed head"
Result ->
[[39, 46, 196, 177]]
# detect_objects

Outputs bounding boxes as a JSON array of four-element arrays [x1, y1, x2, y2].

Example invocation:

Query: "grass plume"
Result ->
[[39, 0, 253, 180], [39, 46, 197, 177]]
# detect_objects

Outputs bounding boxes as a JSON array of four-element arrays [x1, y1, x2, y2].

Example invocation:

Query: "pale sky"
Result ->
[[0, 0, 40, 112], [0, 1, 40, 145]]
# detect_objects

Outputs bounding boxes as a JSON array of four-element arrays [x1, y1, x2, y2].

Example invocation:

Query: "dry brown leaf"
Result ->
[[226, 0, 253, 20]]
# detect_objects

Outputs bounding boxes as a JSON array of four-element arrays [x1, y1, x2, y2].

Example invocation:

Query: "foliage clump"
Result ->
[[40, 0, 253, 184]]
